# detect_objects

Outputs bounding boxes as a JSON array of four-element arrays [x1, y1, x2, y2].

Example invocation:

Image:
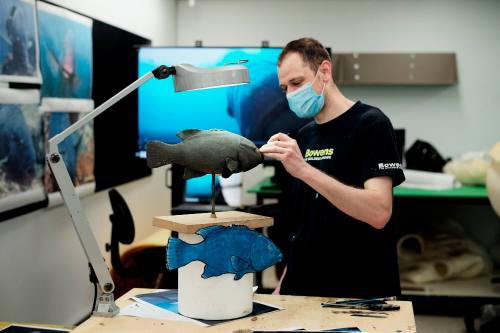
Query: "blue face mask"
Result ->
[[286, 71, 325, 119]]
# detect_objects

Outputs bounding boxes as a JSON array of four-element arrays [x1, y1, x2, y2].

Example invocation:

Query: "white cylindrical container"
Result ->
[[177, 232, 254, 320]]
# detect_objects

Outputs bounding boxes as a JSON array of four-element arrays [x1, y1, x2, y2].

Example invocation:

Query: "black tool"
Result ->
[[331, 310, 388, 318], [350, 313, 388, 318], [323, 303, 400, 311], [322, 296, 397, 307]]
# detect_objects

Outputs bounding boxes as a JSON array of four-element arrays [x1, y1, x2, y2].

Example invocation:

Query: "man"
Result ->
[[260, 38, 405, 298]]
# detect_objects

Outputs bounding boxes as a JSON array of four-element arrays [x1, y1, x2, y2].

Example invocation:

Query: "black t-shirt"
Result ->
[[280, 101, 405, 299]]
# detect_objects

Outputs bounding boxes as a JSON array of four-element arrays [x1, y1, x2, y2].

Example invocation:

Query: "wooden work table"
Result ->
[[73, 288, 417, 332]]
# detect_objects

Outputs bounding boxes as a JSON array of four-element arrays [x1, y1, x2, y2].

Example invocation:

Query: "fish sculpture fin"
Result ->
[[222, 157, 240, 178], [176, 129, 202, 140], [166, 237, 197, 270], [201, 265, 221, 279], [230, 255, 250, 272], [228, 225, 252, 232], [234, 272, 248, 281], [183, 167, 206, 179], [146, 141, 174, 168], [226, 157, 240, 172], [221, 167, 231, 178], [196, 225, 225, 238]]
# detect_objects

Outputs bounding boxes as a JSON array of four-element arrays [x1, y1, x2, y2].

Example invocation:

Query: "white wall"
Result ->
[[177, 0, 500, 158], [0, 0, 176, 325], [49, 0, 177, 46]]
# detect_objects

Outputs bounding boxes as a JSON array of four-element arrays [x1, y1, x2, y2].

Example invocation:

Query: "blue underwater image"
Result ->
[[38, 3, 92, 98], [43, 112, 94, 193], [138, 47, 306, 148], [47, 113, 78, 181], [135, 290, 179, 314], [138, 47, 308, 199], [0, 104, 44, 200]]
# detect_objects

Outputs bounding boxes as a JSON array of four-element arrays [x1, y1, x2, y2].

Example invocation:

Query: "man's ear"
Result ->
[[319, 60, 332, 83]]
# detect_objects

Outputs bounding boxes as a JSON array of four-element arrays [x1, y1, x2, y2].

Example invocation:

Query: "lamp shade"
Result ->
[[173, 63, 249, 92]]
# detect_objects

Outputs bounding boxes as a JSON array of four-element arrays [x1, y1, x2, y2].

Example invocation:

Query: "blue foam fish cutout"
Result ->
[[166, 225, 283, 280]]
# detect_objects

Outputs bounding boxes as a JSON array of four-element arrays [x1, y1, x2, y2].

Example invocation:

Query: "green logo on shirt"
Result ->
[[304, 148, 334, 161]]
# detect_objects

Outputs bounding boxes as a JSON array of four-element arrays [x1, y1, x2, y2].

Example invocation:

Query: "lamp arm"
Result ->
[[49, 71, 154, 152], [47, 154, 119, 316], [46, 65, 173, 317], [49, 65, 175, 152]]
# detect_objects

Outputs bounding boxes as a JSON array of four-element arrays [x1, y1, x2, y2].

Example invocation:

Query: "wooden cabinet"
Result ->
[[333, 53, 458, 85]]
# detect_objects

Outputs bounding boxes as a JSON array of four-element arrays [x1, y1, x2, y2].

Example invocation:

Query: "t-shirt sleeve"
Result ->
[[359, 115, 405, 187]]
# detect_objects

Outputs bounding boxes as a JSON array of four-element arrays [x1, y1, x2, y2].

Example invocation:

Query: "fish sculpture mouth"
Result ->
[[255, 148, 264, 160]]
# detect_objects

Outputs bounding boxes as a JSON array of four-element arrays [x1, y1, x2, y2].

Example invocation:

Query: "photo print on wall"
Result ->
[[37, 1, 92, 100], [38, 1, 95, 206], [42, 110, 95, 192], [0, 0, 42, 84], [0, 89, 45, 215]]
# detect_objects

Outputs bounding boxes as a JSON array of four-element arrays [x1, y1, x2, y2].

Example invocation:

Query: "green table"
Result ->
[[394, 185, 487, 198], [247, 177, 281, 204], [247, 176, 489, 204]]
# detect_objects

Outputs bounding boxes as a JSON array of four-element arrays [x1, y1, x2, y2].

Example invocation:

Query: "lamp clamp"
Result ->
[[153, 65, 176, 79]]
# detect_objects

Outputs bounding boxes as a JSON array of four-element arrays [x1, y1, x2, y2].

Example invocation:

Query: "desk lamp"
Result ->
[[47, 62, 249, 317]]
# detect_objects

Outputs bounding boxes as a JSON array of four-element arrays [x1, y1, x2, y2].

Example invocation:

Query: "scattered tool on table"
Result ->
[[322, 296, 400, 312], [323, 303, 400, 311]]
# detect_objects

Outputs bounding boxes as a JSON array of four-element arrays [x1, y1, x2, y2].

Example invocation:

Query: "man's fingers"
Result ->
[[261, 152, 283, 161], [267, 133, 283, 142], [260, 144, 288, 155], [266, 141, 294, 149], [268, 132, 291, 143]]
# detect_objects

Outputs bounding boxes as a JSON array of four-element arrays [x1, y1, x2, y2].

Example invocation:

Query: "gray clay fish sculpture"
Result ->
[[146, 129, 263, 179], [166, 225, 283, 280]]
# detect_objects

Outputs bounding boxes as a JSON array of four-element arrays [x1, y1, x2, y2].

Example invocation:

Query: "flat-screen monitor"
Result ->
[[137, 47, 310, 202]]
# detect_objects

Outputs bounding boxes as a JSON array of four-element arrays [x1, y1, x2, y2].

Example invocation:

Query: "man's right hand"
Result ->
[[260, 133, 309, 179]]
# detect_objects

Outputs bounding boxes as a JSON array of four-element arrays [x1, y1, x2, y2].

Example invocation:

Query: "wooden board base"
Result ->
[[153, 210, 273, 234]]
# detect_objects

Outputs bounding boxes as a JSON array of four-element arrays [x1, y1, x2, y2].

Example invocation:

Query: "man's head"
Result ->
[[278, 37, 331, 74], [278, 38, 333, 118], [278, 37, 333, 94]]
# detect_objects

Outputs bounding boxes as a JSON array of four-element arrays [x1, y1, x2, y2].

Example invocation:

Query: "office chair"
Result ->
[[106, 189, 177, 297]]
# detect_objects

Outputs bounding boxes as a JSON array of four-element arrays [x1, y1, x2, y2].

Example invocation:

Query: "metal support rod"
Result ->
[[211, 173, 216, 218], [47, 152, 118, 316]]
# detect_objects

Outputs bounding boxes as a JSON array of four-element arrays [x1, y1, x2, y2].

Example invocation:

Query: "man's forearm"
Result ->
[[299, 164, 392, 229]]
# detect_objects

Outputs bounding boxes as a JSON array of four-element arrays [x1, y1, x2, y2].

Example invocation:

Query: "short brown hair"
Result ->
[[278, 37, 331, 72]]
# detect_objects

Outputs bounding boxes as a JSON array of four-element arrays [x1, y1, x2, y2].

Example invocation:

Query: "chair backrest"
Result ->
[[106, 189, 135, 275], [106, 188, 178, 298]]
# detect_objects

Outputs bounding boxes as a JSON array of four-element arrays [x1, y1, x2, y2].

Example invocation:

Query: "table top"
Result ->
[[72, 288, 417, 333], [247, 176, 488, 199]]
